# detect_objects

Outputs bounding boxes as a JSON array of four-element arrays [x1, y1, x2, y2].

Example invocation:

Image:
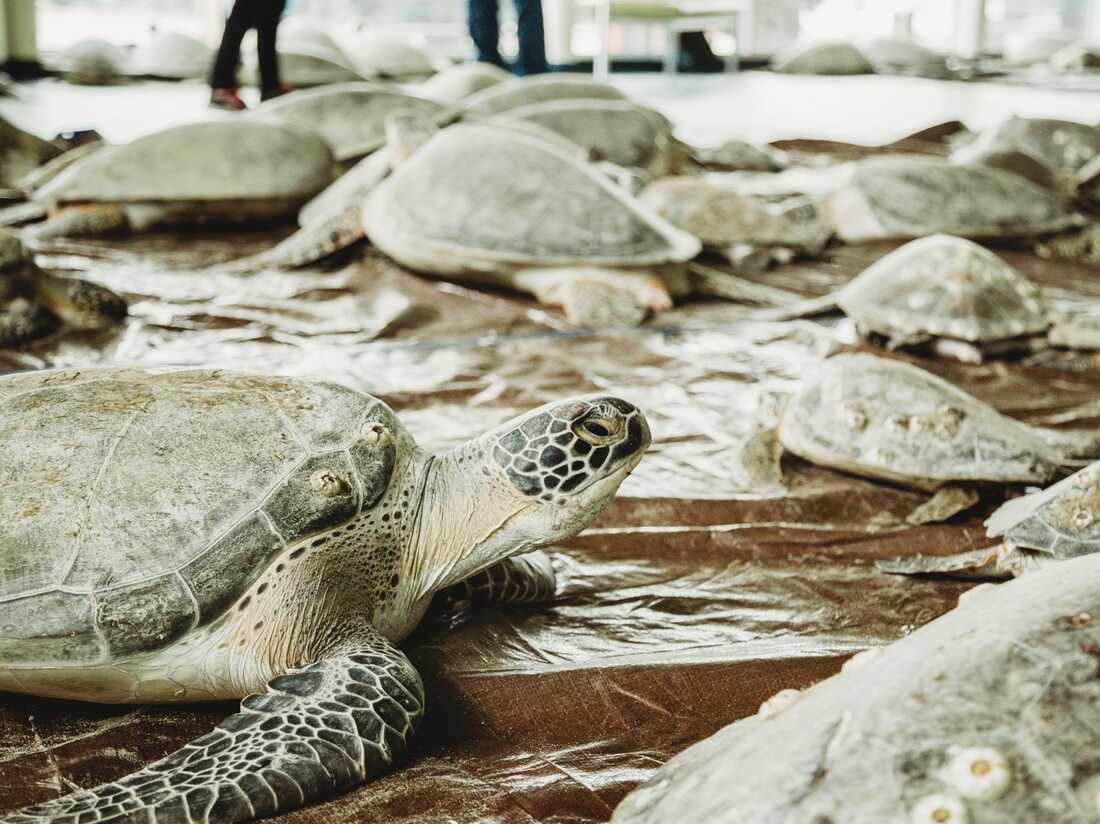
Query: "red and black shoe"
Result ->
[[209, 87, 247, 111]]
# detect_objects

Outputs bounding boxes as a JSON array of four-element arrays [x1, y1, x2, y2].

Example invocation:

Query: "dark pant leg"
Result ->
[[468, 0, 505, 68], [513, 0, 548, 75], [256, 0, 286, 94], [210, 0, 256, 88]]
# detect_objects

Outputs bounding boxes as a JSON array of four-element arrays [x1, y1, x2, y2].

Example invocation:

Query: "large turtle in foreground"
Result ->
[[0, 367, 650, 823], [21, 121, 334, 240], [613, 552, 1100, 823], [0, 228, 125, 346]]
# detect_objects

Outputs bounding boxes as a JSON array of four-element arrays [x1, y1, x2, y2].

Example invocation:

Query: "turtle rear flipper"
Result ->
[[515, 267, 672, 328], [23, 203, 129, 242], [7, 629, 424, 824]]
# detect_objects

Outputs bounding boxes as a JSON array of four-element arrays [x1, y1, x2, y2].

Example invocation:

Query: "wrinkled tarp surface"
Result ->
[[3, 127, 1100, 823]]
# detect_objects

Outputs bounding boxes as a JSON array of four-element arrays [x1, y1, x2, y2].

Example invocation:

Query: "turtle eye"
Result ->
[[575, 416, 618, 445]]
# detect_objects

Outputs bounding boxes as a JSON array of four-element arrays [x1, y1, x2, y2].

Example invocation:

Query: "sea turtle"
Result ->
[[612, 553, 1100, 823], [766, 235, 1056, 363], [984, 458, 1100, 576], [244, 22, 367, 87], [128, 29, 213, 80], [53, 38, 128, 85], [949, 139, 1061, 193], [339, 30, 435, 80], [639, 176, 830, 270], [20, 120, 334, 241], [819, 155, 1082, 242], [361, 121, 700, 326], [0, 115, 61, 192], [459, 74, 627, 118], [0, 366, 650, 823], [861, 38, 954, 78], [771, 41, 874, 75], [0, 228, 126, 346], [776, 352, 1098, 522], [966, 117, 1100, 185], [1051, 42, 1100, 71], [416, 61, 512, 103], [250, 82, 451, 163]]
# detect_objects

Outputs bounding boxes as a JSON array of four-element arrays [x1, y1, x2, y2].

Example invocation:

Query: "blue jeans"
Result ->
[[468, 0, 549, 76]]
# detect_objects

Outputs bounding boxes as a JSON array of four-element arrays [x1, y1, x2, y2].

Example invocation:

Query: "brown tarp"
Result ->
[[2, 130, 1100, 822]]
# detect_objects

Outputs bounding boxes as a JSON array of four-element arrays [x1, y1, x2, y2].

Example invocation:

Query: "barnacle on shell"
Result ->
[[909, 794, 969, 824], [942, 746, 1012, 801]]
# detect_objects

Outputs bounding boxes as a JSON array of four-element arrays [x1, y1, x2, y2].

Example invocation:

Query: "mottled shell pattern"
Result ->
[[838, 234, 1051, 342], [987, 459, 1100, 559], [777, 353, 1070, 488], [0, 368, 401, 666]]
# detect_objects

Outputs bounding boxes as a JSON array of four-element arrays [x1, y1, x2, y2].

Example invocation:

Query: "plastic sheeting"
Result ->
[[3, 132, 1100, 822]]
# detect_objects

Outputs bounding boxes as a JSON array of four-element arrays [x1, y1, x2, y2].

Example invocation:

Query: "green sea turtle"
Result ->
[[361, 121, 700, 326], [21, 120, 334, 241], [612, 553, 1100, 823], [250, 82, 450, 163], [0, 366, 650, 823], [128, 29, 213, 79], [459, 74, 627, 117], [244, 22, 367, 87], [819, 155, 1082, 242], [861, 38, 954, 78], [416, 61, 512, 103], [339, 30, 435, 80], [771, 41, 874, 75], [639, 176, 830, 270], [985, 458, 1100, 575], [776, 352, 1099, 523], [965, 117, 1100, 187], [0, 228, 126, 346], [53, 38, 128, 85]]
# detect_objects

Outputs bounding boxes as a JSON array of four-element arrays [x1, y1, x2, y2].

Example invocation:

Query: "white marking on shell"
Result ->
[[361, 422, 392, 447], [841, 647, 882, 673], [1072, 509, 1094, 530], [958, 582, 998, 606], [757, 688, 802, 719], [909, 794, 969, 824], [942, 746, 1012, 801], [842, 401, 868, 432]]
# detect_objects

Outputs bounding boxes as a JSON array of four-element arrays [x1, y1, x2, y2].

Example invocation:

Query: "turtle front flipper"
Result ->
[[3, 630, 424, 824], [33, 270, 127, 331], [221, 206, 365, 273], [22, 203, 129, 243], [0, 298, 60, 347], [443, 550, 558, 606]]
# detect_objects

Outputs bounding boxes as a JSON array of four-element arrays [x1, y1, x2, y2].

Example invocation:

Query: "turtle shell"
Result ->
[[838, 235, 1051, 342], [777, 353, 1068, 488], [418, 62, 511, 104], [129, 30, 212, 79], [820, 155, 1081, 241], [361, 122, 700, 275], [252, 82, 449, 162], [986, 116, 1100, 176], [501, 98, 673, 170], [771, 42, 873, 75], [33, 121, 334, 205], [0, 368, 401, 666], [986, 459, 1100, 559], [460, 75, 626, 117]]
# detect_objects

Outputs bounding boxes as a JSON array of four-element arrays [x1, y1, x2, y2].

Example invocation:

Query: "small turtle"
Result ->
[[639, 176, 830, 270], [250, 82, 451, 163], [612, 553, 1100, 823], [819, 155, 1081, 242], [1051, 41, 1100, 71], [361, 122, 700, 326], [949, 139, 1061, 193], [985, 459, 1100, 576], [771, 41, 874, 75], [769, 235, 1055, 363], [53, 38, 128, 85], [0, 228, 126, 346], [0, 367, 649, 822], [128, 29, 212, 79], [459, 74, 627, 118], [969, 117, 1100, 184], [777, 353, 1098, 522], [862, 38, 955, 78], [416, 61, 513, 103], [21, 120, 334, 241]]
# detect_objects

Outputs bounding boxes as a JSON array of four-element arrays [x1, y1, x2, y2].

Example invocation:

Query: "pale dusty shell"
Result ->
[[757, 688, 802, 719]]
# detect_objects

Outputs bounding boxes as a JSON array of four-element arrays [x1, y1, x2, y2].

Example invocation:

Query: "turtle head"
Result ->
[[480, 394, 650, 539]]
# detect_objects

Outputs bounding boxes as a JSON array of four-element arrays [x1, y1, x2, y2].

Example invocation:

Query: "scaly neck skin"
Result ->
[[400, 441, 534, 602]]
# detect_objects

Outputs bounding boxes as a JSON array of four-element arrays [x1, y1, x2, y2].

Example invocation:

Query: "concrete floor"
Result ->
[[5, 70, 1100, 149]]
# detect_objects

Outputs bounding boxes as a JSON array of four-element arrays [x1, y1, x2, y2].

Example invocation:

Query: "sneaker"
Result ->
[[260, 83, 294, 102], [209, 87, 247, 111]]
